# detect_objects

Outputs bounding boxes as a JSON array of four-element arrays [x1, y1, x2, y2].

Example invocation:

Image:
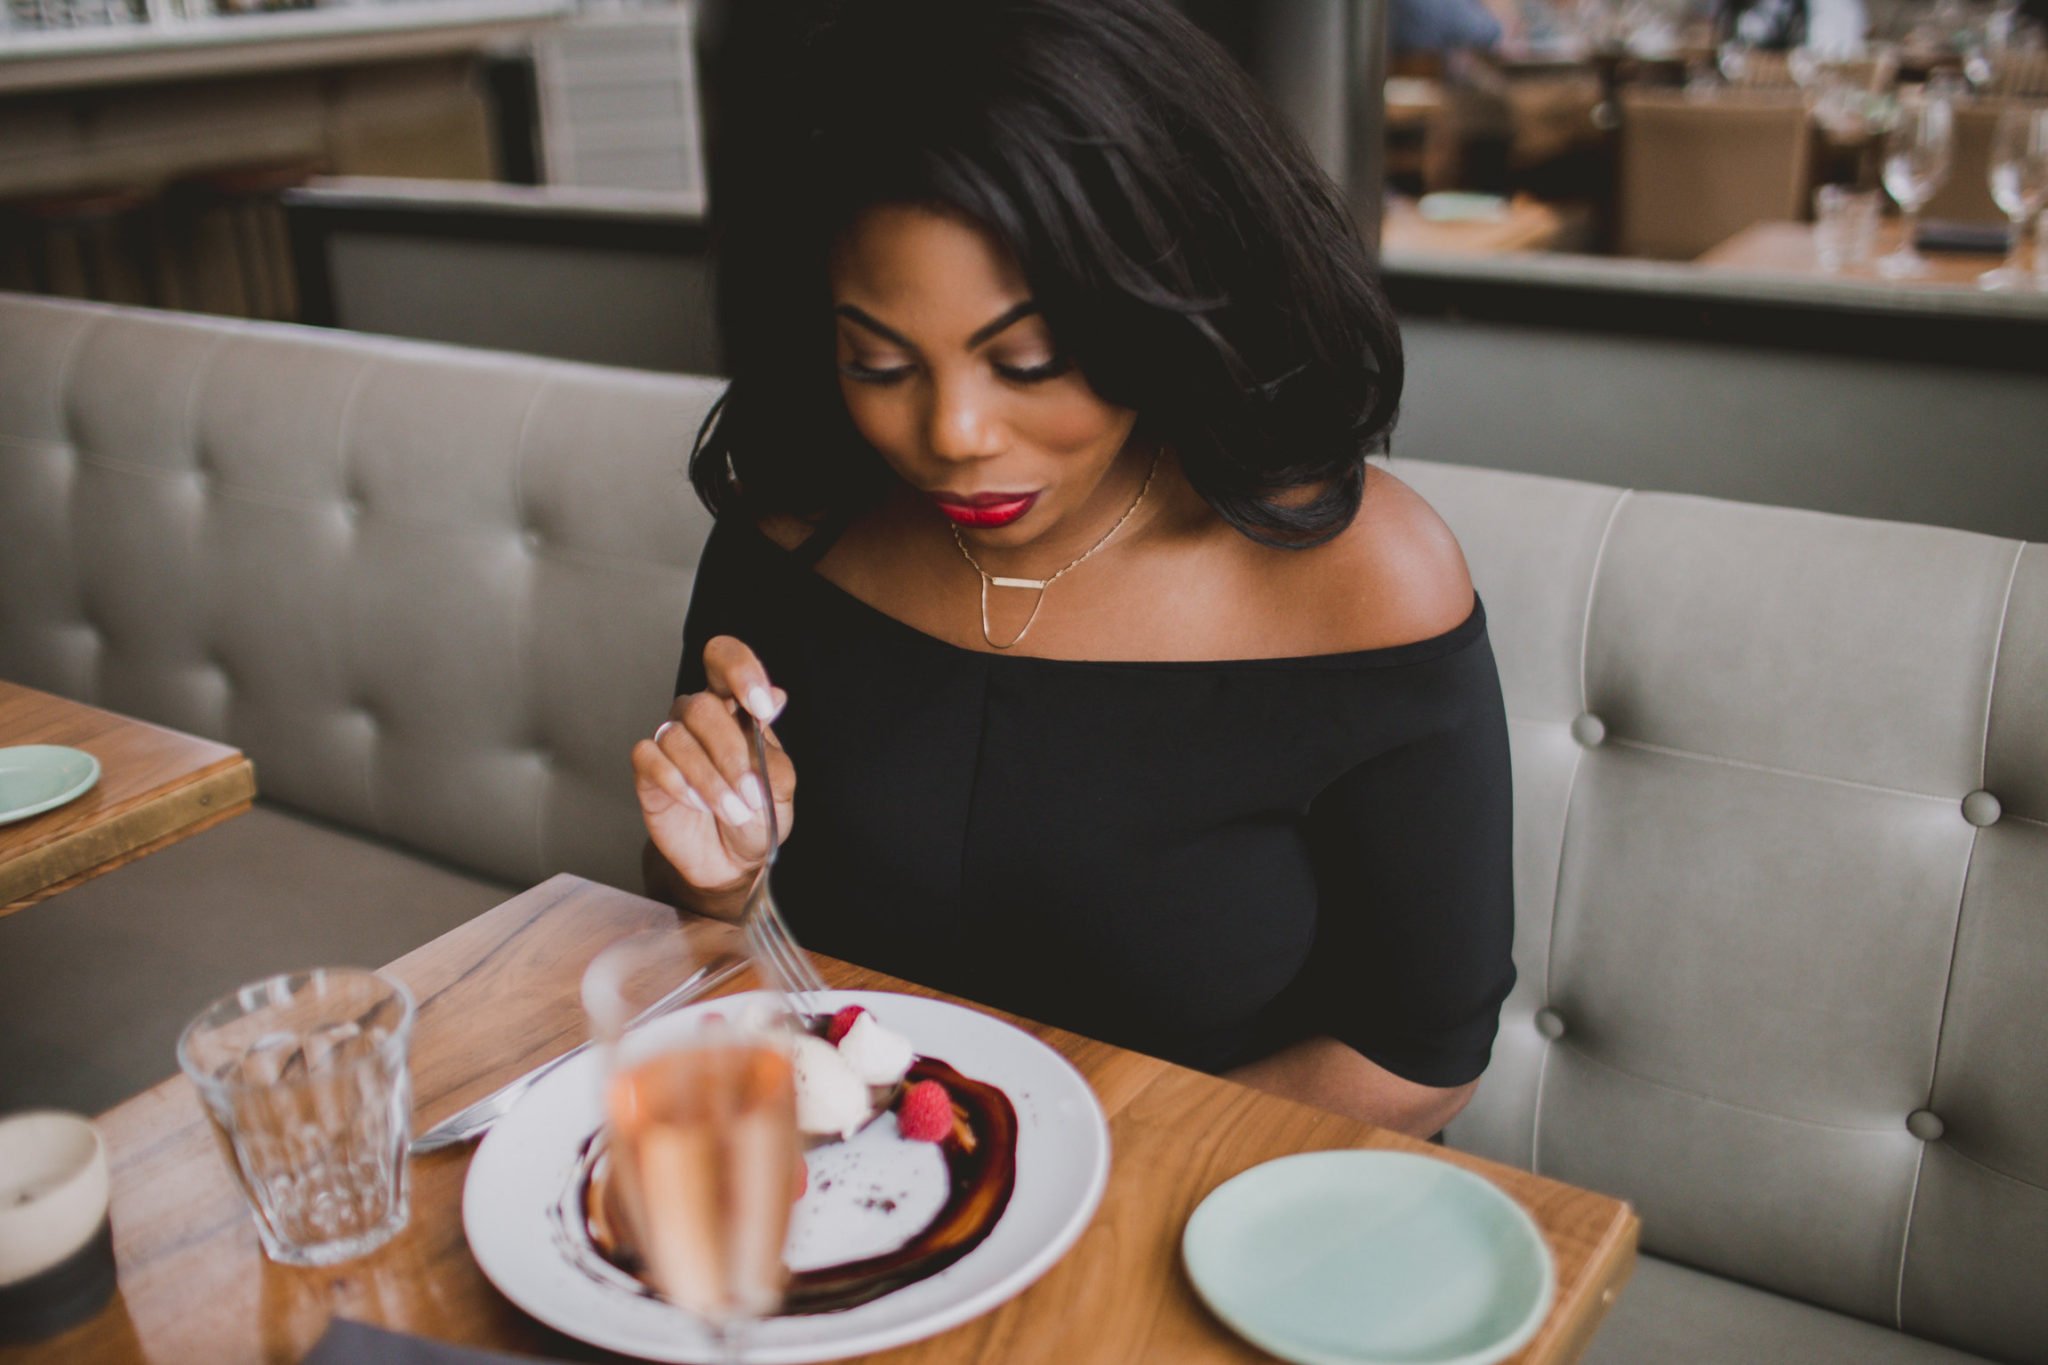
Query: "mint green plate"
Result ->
[[1416, 191, 1509, 223], [0, 745, 101, 825], [1182, 1150, 1555, 1365]]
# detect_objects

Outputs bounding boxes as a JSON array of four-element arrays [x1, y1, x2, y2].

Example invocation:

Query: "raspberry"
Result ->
[[896, 1079, 953, 1143], [825, 1005, 867, 1045]]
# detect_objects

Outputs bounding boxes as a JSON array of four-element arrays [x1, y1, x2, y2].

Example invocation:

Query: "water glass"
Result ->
[[1981, 103, 2048, 291], [177, 968, 415, 1267], [1813, 185, 1879, 269], [1878, 91, 1955, 278]]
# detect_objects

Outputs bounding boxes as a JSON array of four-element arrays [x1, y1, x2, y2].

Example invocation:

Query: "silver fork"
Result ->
[[408, 950, 746, 1154], [742, 710, 827, 1019]]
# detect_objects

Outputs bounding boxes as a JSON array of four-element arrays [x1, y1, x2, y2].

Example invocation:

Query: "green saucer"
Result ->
[[0, 746, 101, 826], [1182, 1150, 1554, 1365]]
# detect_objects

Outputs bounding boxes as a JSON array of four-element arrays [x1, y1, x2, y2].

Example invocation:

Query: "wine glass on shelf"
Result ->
[[1980, 102, 2048, 290], [583, 927, 802, 1364], [1878, 90, 1956, 277]]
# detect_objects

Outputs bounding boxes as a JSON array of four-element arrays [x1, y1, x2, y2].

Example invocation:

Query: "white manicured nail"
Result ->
[[681, 785, 709, 814], [719, 790, 752, 825], [654, 720, 675, 743], [739, 774, 766, 811], [747, 687, 781, 723]]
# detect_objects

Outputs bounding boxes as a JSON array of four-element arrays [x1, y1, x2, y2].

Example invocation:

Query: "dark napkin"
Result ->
[[301, 1319, 570, 1365], [1916, 220, 2011, 254]]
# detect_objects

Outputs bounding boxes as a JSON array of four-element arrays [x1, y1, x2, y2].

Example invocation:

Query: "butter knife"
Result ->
[[409, 951, 748, 1155]]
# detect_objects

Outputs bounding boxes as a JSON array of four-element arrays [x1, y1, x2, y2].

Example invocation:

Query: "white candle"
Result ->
[[0, 1112, 109, 1287]]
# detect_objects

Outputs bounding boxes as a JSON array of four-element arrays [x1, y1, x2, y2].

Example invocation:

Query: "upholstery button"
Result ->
[[1907, 1109, 1945, 1142], [343, 498, 364, 523], [522, 528, 544, 552], [1961, 790, 2002, 828], [1534, 1008, 1567, 1041], [1570, 713, 1606, 748]]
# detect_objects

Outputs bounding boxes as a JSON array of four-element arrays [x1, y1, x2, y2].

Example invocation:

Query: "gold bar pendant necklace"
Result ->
[[951, 450, 1161, 650]]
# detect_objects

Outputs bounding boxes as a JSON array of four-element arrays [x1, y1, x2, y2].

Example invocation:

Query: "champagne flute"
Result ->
[[583, 928, 802, 1364], [1980, 102, 2048, 290], [1878, 91, 1955, 277]]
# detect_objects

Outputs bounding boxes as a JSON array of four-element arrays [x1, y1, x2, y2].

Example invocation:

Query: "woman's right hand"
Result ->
[[632, 635, 794, 910]]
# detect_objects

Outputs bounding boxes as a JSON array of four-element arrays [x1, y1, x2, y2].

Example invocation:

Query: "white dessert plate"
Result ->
[[464, 989, 1110, 1364], [0, 746, 100, 826], [1182, 1150, 1554, 1365]]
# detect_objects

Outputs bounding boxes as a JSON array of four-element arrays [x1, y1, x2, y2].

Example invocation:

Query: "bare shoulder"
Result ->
[[1248, 464, 1475, 654], [755, 513, 817, 553]]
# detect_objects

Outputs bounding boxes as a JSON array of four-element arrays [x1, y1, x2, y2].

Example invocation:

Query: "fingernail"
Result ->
[[681, 785, 710, 814], [739, 774, 766, 811], [654, 720, 675, 742], [719, 789, 753, 825], [747, 687, 782, 723]]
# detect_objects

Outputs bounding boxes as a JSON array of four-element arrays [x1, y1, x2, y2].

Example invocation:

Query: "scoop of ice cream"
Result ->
[[789, 1033, 871, 1137], [836, 1011, 914, 1087]]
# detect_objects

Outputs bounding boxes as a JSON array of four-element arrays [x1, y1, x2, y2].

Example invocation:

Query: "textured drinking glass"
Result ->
[[1981, 103, 2048, 290], [1878, 92, 1954, 278], [1813, 185, 1879, 269], [177, 968, 415, 1267]]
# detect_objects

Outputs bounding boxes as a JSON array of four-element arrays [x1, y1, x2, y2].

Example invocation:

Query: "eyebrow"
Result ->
[[834, 300, 1041, 352]]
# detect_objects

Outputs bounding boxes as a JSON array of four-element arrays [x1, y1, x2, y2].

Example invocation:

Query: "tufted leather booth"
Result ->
[[1398, 459, 2048, 1365], [2, 294, 2043, 1364], [0, 291, 719, 894]]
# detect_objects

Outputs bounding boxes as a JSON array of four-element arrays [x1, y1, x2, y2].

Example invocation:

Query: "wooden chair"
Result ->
[[1920, 99, 2020, 225], [1617, 88, 1813, 258], [0, 188, 161, 306], [163, 161, 320, 321]]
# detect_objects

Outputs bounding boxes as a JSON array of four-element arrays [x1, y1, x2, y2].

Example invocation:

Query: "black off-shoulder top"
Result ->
[[676, 518, 1516, 1084]]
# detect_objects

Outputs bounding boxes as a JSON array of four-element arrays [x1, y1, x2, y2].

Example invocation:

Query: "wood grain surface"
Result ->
[[1382, 196, 1568, 256], [2, 875, 1637, 1365], [0, 682, 256, 915], [1696, 219, 2015, 286]]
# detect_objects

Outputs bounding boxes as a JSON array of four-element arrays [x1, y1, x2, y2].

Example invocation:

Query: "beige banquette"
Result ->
[[1, 293, 2042, 1364]]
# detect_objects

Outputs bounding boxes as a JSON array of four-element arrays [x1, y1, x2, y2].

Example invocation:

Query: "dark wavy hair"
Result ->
[[692, 0, 1404, 547]]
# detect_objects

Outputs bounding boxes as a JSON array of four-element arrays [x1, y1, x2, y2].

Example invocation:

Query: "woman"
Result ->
[[633, 0, 1514, 1139]]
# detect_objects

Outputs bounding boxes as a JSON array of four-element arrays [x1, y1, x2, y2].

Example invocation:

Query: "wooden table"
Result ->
[[1697, 219, 2017, 287], [5, 875, 1638, 1365], [1382, 195, 1570, 256], [0, 681, 257, 916]]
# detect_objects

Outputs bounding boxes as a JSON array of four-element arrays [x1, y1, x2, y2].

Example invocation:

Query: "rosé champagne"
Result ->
[[606, 1042, 801, 1324]]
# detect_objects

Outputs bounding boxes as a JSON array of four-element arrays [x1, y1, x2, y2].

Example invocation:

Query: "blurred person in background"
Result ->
[[1393, 0, 1509, 55]]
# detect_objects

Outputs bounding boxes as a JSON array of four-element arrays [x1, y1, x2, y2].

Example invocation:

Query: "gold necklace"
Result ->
[[951, 450, 1161, 650]]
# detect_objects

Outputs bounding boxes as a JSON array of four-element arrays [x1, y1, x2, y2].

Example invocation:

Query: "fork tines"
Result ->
[[745, 882, 826, 1019]]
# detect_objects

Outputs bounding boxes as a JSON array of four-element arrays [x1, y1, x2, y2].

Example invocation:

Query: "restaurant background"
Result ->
[[2, 3, 2046, 1363], [3, 0, 2041, 550]]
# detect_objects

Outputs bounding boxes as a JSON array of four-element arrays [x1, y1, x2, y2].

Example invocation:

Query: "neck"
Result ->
[[957, 444, 1165, 582]]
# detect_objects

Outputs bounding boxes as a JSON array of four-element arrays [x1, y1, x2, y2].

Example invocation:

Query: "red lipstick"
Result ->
[[930, 491, 1039, 529]]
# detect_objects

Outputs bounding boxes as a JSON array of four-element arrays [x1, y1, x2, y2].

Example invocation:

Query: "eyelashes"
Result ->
[[838, 356, 1076, 386], [994, 357, 1076, 384], [838, 360, 914, 384]]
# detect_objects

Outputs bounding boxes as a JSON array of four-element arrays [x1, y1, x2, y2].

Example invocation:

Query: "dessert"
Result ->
[[789, 1034, 871, 1141], [836, 1011, 914, 1088], [894, 1079, 953, 1144], [577, 1001, 1019, 1316]]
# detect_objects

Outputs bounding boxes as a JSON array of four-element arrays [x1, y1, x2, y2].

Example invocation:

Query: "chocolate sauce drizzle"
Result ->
[[576, 1052, 1018, 1317]]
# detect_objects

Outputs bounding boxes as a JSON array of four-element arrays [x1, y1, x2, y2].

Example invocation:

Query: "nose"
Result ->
[[925, 371, 1004, 463]]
